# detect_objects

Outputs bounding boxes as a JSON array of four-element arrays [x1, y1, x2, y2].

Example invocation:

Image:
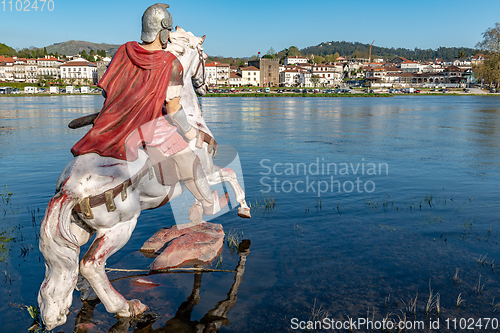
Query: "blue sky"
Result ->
[[1, 0, 499, 57]]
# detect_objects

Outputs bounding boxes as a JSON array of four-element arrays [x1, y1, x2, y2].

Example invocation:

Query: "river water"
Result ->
[[1, 95, 500, 332]]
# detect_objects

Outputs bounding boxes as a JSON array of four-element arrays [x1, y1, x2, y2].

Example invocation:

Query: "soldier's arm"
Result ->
[[165, 58, 197, 141]]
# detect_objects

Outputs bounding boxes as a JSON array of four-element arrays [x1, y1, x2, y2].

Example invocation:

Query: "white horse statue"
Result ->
[[37, 28, 250, 330]]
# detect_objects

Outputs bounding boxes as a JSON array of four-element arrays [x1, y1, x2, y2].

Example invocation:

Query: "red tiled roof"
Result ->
[[240, 66, 259, 71], [36, 56, 63, 62], [60, 60, 96, 67], [0, 56, 15, 63], [230, 72, 241, 78]]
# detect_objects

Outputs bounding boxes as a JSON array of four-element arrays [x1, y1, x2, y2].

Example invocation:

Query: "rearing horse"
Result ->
[[37, 29, 250, 330]]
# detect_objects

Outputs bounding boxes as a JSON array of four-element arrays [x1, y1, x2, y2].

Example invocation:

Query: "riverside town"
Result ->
[[0, 43, 497, 95]]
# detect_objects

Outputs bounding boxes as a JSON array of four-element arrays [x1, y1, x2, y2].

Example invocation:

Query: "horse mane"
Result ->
[[166, 27, 203, 57]]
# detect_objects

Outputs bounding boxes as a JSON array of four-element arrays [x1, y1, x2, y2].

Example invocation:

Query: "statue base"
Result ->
[[140, 222, 224, 270]]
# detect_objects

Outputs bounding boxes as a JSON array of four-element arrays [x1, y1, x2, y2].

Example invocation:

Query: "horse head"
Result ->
[[167, 27, 207, 97]]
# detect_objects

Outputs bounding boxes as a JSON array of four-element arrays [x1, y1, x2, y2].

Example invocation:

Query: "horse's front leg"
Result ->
[[79, 218, 147, 317], [208, 165, 251, 218]]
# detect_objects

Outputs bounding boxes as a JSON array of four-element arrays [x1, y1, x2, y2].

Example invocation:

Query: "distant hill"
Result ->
[[45, 40, 121, 56], [301, 41, 478, 61], [0, 43, 16, 56]]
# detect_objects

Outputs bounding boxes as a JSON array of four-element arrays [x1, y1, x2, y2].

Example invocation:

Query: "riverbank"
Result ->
[[3, 92, 499, 98]]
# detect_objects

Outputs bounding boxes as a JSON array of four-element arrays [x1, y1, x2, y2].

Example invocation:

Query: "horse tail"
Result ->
[[37, 190, 79, 330]]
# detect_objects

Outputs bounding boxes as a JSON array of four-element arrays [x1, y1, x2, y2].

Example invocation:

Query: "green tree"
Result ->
[[266, 47, 276, 56], [43, 47, 47, 56], [458, 50, 466, 58], [476, 23, 500, 88], [262, 54, 275, 59], [313, 55, 324, 64], [324, 54, 335, 63], [310, 74, 320, 87], [286, 46, 302, 57]]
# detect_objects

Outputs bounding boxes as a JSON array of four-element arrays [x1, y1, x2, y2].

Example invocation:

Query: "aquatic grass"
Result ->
[[396, 311, 408, 332], [402, 293, 418, 315], [492, 297, 500, 312], [19, 243, 32, 258], [424, 193, 434, 208], [0, 229, 13, 262], [474, 274, 484, 295], [26, 305, 39, 321], [263, 196, 277, 210], [4, 270, 12, 284], [453, 268, 461, 285], [425, 282, 437, 315], [249, 196, 277, 212], [315, 197, 322, 210], [456, 293, 464, 309], [226, 229, 243, 254], [308, 299, 329, 332], [0, 185, 13, 204], [478, 253, 488, 265], [215, 254, 223, 269]]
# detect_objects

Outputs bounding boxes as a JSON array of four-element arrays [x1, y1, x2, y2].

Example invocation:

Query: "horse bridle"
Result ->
[[192, 47, 206, 89]]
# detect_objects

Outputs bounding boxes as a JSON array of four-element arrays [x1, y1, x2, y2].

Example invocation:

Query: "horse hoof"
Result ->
[[237, 207, 251, 219], [117, 299, 148, 318]]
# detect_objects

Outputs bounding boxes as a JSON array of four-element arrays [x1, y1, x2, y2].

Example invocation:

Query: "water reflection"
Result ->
[[73, 240, 251, 333]]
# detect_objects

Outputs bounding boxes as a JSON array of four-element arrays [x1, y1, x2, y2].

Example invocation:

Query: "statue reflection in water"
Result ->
[[73, 240, 251, 333]]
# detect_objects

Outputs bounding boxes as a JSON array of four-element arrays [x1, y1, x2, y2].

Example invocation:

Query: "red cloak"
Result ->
[[71, 41, 182, 161]]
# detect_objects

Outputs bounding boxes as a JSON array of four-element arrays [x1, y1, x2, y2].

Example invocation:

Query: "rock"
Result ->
[[140, 222, 224, 253], [141, 222, 224, 270]]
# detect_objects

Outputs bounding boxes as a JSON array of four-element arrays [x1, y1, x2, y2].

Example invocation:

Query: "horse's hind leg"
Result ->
[[208, 165, 251, 218], [79, 218, 147, 317], [69, 216, 99, 300]]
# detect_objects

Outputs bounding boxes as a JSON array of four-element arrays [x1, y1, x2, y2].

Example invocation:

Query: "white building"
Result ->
[[60, 58, 97, 84], [279, 67, 302, 87], [400, 61, 424, 73], [229, 72, 242, 87], [311, 64, 343, 86], [0, 56, 15, 81], [205, 62, 218, 85], [216, 63, 230, 85], [284, 56, 309, 66], [26, 58, 38, 83], [13, 59, 27, 82], [300, 71, 312, 87], [37, 55, 64, 79], [240, 66, 260, 86]]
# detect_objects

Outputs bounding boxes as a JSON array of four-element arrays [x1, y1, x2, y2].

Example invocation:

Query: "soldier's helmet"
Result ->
[[141, 3, 173, 45]]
